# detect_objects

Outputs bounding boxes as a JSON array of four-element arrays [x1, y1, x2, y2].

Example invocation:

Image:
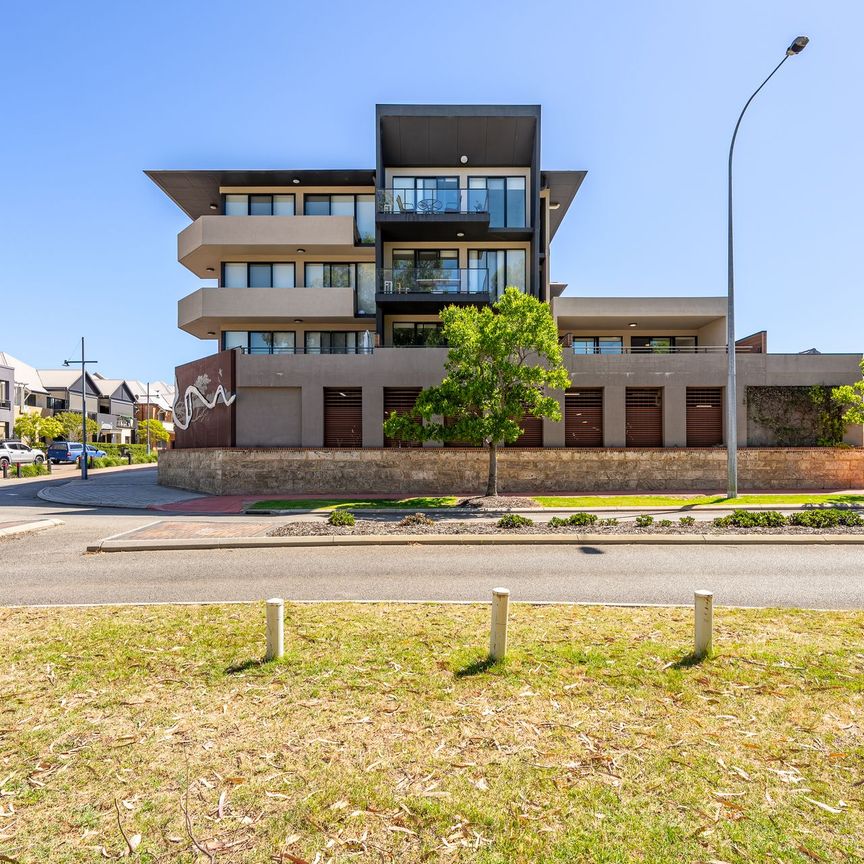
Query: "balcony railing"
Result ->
[[568, 345, 749, 355], [379, 268, 489, 295], [234, 346, 374, 356], [377, 189, 489, 215]]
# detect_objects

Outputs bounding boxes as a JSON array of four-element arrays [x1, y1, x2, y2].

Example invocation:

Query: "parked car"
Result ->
[[0, 440, 46, 468], [46, 442, 108, 464]]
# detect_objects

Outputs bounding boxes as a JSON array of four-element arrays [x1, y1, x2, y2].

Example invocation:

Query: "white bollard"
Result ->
[[265, 597, 284, 661], [489, 587, 510, 662], [694, 590, 713, 658]]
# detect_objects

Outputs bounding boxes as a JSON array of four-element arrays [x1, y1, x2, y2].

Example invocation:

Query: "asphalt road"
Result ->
[[3, 470, 864, 609]]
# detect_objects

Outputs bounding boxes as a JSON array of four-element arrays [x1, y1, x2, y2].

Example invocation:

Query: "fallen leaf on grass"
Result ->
[[800, 796, 844, 815]]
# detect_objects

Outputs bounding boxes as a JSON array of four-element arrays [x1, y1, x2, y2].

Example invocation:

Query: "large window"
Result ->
[[468, 249, 526, 297], [468, 177, 526, 227], [222, 263, 295, 288], [304, 331, 373, 355], [571, 337, 624, 355], [631, 336, 697, 354], [223, 194, 295, 216], [222, 331, 296, 354], [392, 177, 460, 213], [303, 194, 375, 243], [304, 263, 354, 288], [391, 322, 446, 347]]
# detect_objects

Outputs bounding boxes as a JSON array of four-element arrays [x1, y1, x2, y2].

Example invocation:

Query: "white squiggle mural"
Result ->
[[173, 373, 237, 431]]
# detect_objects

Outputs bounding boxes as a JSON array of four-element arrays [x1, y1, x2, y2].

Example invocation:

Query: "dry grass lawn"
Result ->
[[1, 603, 862, 863]]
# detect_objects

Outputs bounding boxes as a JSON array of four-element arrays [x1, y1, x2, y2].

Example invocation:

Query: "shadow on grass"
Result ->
[[669, 651, 710, 670], [454, 655, 502, 678], [225, 657, 270, 675]]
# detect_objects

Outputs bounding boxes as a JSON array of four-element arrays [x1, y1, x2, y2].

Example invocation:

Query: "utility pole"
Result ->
[[146, 381, 151, 454], [63, 337, 98, 480]]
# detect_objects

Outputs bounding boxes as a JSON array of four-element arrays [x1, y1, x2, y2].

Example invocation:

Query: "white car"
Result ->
[[0, 440, 46, 469]]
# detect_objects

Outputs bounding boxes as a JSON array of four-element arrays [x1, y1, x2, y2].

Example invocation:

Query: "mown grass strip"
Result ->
[[1, 603, 862, 862], [247, 496, 460, 511], [535, 493, 864, 508]]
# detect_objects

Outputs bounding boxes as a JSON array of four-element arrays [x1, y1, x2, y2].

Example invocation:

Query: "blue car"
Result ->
[[47, 442, 108, 464]]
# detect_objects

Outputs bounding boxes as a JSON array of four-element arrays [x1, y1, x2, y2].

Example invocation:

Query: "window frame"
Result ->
[[467, 176, 528, 228], [221, 330, 296, 354], [221, 193, 295, 216], [221, 262, 296, 289]]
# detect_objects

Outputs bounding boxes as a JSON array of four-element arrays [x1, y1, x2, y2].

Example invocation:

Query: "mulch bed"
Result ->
[[268, 520, 864, 538], [457, 495, 539, 509]]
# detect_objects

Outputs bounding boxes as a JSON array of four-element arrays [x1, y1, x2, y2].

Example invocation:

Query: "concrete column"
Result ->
[[663, 384, 687, 448], [543, 391, 566, 447], [301, 386, 324, 447], [363, 386, 384, 447], [604, 385, 626, 447]]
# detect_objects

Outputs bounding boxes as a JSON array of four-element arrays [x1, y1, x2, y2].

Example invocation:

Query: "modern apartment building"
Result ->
[[0, 362, 13, 440], [148, 104, 863, 450]]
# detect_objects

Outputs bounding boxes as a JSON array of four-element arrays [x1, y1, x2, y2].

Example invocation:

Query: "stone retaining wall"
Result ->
[[158, 447, 864, 495]]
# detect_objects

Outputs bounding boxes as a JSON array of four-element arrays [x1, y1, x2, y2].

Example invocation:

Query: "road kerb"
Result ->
[[87, 531, 864, 553], [0, 519, 64, 539]]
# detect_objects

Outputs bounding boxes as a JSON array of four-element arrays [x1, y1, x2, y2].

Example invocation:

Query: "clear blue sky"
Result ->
[[1, 1, 861, 382]]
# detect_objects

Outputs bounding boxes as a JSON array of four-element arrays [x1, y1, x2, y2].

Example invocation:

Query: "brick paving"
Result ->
[[124, 521, 273, 540]]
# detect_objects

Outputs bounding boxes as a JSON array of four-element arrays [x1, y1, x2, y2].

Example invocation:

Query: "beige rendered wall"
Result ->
[[235, 387, 302, 447], [227, 350, 863, 449], [159, 446, 864, 496]]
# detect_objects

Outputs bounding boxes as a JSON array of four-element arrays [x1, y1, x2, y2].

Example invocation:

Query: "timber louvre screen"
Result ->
[[509, 413, 543, 447], [686, 387, 723, 447], [383, 387, 422, 447], [625, 388, 663, 447], [564, 389, 603, 447], [324, 388, 362, 448]]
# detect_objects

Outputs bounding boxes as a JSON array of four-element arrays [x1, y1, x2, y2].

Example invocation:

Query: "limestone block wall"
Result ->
[[158, 447, 864, 495]]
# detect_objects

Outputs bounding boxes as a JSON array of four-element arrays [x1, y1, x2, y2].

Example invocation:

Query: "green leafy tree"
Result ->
[[138, 418, 171, 446], [54, 411, 99, 442], [13, 413, 63, 445], [383, 288, 570, 496], [832, 359, 864, 426]]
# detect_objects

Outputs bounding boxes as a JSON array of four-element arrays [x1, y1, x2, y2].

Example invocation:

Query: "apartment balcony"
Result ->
[[178, 215, 361, 277], [0, 399, 11, 413], [178, 287, 357, 338], [376, 189, 531, 240], [376, 268, 490, 313]]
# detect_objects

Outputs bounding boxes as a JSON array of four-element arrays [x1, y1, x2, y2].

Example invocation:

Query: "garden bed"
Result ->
[[268, 519, 864, 537]]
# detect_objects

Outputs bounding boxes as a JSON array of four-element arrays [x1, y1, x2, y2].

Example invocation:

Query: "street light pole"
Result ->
[[63, 337, 98, 480], [146, 381, 151, 455], [726, 36, 809, 499]]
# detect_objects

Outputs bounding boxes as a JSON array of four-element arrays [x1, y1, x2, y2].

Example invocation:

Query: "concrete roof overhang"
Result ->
[[553, 296, 727, 330], [145, 170, 376, 220]]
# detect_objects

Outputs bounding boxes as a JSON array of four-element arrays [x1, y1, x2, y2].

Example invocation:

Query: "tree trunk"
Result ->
[[486, 442, 498, 497]]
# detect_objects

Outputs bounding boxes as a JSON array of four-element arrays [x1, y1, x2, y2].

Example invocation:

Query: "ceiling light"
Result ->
[[205, 267, 215, 272], [460, 155, 468, 164], [294, 318, 303, 323], [548, 201, 561, 210], [292, 177, 301, 184], [206, 331, 216, 336], [209, 203, 218, 210], [296, 248, 306, 253], [456, 232, 465, 238], [628, 322, 638, 327]]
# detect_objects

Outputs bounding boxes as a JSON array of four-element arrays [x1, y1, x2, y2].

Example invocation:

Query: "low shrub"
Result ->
[[96, 443, 150, 458], [566, 512, 598, 527], [634, 514, 654, 528], [328, 510, 355, 527], [657, 519, 673, 527], [547, 516, 569, 528], [679, 516, 696, 526], [4, 462, 48, 478], [497, 513, 533, 529], [597, 517, 619, 527], [399, 512, 435, 527], [788, 509, 863, 528], [91, 456, 126, 469], [713, 510, 787, 529], [131, 453, 159, 464]]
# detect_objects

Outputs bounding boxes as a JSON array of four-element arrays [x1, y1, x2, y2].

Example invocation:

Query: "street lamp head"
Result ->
[[63, 360, 69, 367], [787, 36, 809, 56]]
